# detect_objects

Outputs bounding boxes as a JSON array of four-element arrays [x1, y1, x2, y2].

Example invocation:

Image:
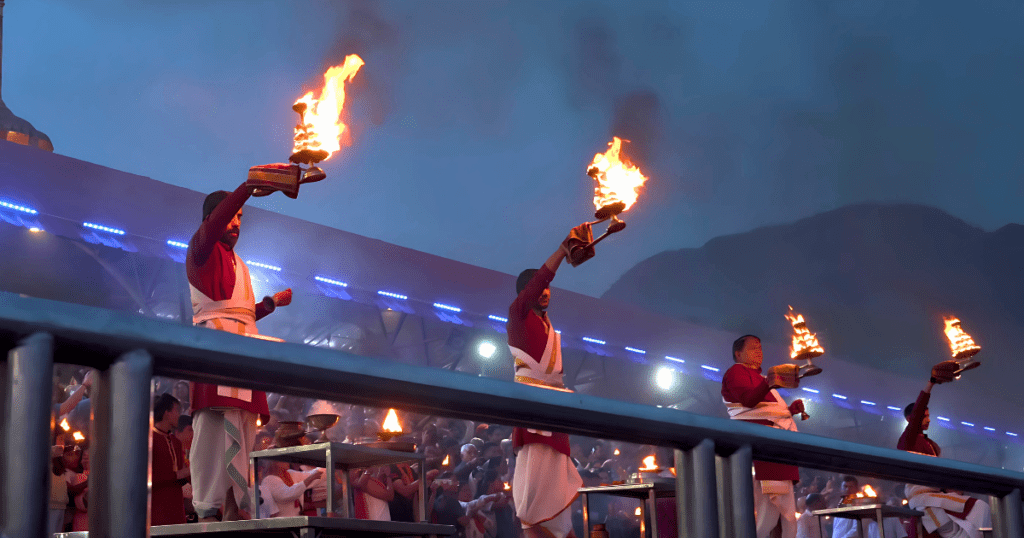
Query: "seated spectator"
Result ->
[[260, 461, 323, 518]]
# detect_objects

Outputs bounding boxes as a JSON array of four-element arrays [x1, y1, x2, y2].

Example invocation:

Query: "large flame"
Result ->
[[59, 418, 71, 432], [382, 409, 403, 433], [943, 317, 981, 359], [589, 137, 647, 212], [293, 54, 365, 161], [639, 455, 658, 471], [72, 431, 85, 442], [785, 306, 825, 359]]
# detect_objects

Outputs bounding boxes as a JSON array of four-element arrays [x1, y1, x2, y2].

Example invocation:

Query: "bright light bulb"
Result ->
[[655, 366, 675, 391], [478, 341, 497, 359]]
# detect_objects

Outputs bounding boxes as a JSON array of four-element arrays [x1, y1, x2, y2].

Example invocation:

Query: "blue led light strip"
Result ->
[[315, 276, 348, 287], [83, 222, 126, 235]]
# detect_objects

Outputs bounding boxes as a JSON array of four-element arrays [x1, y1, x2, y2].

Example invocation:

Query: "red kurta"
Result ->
[[186, 182, 270, 418], [151, 428, 187, 526], [721, 363, 800, 481], [507, 266, 570, 457], [897, 390, 940, 456]]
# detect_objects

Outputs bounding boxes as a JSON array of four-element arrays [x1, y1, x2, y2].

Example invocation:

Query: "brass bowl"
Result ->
[[306, 414, 340, 443]]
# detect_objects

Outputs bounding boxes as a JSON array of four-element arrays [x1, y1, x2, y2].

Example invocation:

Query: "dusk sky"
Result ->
[[5, 0, 1022, 296]]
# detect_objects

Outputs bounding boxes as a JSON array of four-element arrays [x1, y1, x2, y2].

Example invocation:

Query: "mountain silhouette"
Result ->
[[603, 203, 1022, 400]]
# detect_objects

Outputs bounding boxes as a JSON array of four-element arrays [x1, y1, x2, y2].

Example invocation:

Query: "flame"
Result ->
[[943, 317, 981, 359], [292, 54, 365, 161], [72, 431, 85, 442], [639, 455, 658, 471], [382, 409, 403, 433], [786, 306, 825, 359], [60, 418, 71, 432], [256, 416, 262, 427], [862, 485, 877, 497], [669, 467, 676, 477], [504, 482, 511, 491], [442, 455, 450, 466], [589, 137, 647, 213], [635, 507, 642, 516], [613, 448, 620, 456]]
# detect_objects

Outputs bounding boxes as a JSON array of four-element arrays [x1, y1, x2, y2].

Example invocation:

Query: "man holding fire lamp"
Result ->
[[897, 362, 988, 538], [185, 168, 297, 521], [506, 223, 592, 538], [722, 335, 806, 538]]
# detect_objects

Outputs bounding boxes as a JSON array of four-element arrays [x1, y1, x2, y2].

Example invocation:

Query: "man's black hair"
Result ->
[[516, 269, 538, 295], [153, 393, 180, 423], [202, 190, 230, 220], [904, 402, 918, 419], [732, 335, 760, 361]]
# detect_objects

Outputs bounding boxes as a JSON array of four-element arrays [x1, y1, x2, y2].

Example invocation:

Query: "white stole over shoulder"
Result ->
[[510, 327, 565, 389], [190, 252, 257, 331], [723, 389, 798, 433]]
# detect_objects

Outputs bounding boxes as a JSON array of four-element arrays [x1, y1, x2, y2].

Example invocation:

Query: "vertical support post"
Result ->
[[89, 361, 113, 536], [716, 454, 733, 538], [1004, 488, 1023, 538], [3, 332, 54, 538], [91, 349, 153, 537], [992, 494, 1007, 538], [675, 448, 693, 538], [0, 341, 7, 532], [692, 439, 719, 538], [728, 445, 757, 538]]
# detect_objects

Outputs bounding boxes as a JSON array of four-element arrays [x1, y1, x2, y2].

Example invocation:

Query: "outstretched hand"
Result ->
[[273, 288, 292, 307], [788, 399, 805, 416], [930, 360, 959, 384]]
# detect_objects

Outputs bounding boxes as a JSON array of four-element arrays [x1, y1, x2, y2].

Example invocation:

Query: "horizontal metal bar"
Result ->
[[2, 292, 1023, 495]]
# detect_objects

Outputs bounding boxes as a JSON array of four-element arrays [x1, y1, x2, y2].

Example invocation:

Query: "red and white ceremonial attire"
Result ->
[[507, 266, 582, 538], [722, 363, 800, 538], [898, 391, 988, 538], [186, 182, 272, 519]]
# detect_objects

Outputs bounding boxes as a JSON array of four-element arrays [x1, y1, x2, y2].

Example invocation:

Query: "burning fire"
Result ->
[[669, 467, 676, 477], [639, 455, 658, 471], [442, 455, 450, 466], [72, 431, 85, 442], [613, 448, 620, 456], [59, 418, 71, 432], [943, 317, 981, 360], [856, 485, 877, 498], [256, 416, 262, 427], [588, 137, 647, 213], [785, 306, 825, 360], [292, 54, 365, 162], [504, 482, 511, 491], [382, 409, 403, 433], [635, 507, 642, 516]]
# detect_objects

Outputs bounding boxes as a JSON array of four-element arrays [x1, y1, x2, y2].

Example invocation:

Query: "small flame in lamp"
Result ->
[[504, 482, 511, 491], [639, 455, 658, 471], [943, 317, 981, 360], [442, 455, 450, 466], [291, 54, 365, 165], [59, 418, 71, 432], [72, 431, 85, 442], [613, 448, 620, 456], [635, 507, 642, 516], [669, 467, 676, 477], [256, 416, 262, 427], [378, 409, 403, 442], [786, 306, 825, 361], [588, 137, 647, 219]]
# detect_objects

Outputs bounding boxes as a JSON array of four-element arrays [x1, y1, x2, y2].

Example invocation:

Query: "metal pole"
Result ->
[[89, 363, 112, 536], [692, 439, 719, 538], [675, 448, 693, 538], [728, 445, 757, 538], [992, 493, 1007, 538], [0, 340, 7, 532], [716, 454, 733, 538], [107, 349, 153, 537], [3, 332, 54, 538], [1005, 488, 1023, 538]]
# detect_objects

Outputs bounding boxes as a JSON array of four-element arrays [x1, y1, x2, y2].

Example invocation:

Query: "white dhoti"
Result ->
[[907, 486, 988, 538], [753, 478, 797, 538], [190, 408, 257, 518], [513, 443, 582, 538]]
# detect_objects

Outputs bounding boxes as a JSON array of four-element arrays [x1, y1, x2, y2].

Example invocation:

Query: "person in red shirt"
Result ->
[[721, 335, 806, 538], [897, 363, 989, 538], [151, 393, 189, 526], [507, 223, 589, 538], [186, 174, 292, 522]]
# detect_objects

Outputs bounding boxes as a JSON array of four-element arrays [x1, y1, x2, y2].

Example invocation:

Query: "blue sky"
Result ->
[[5, 0, 1022, 296]]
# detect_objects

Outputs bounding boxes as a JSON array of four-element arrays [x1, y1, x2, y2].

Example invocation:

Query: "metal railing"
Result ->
[[2, 291, 1022, 538]]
